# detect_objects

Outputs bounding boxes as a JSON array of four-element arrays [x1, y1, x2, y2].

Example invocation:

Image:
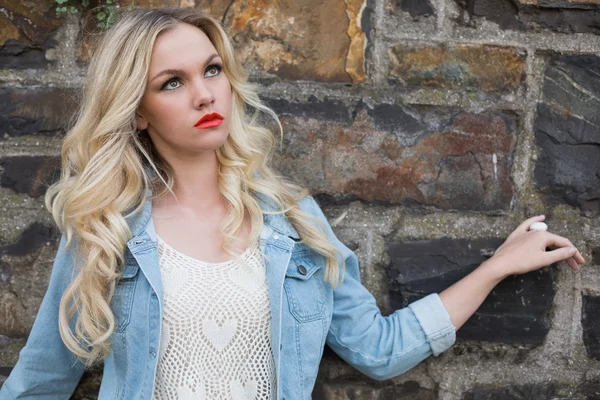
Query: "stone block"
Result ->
[[456, 0, 600, 33], [77, 0, 183, 61], [269, 97, 516, 210], [397, 0, 435, 18], [533, 55, 600, 216], [384, 0, 436, 36], [592, 247, 600, 265], [389, 43, 526, 92], [0, 335, 25, 388], [462, 383, 557, 400], [0, 223, 56, 256], [582, 295, 600, 360], [0, 87, 75, 138], [0, 223, 59, 337], [79, 0, 368, 83], [0, 1, 62, 69], [314, 380, 436, 399], [0, 156, 61, 198], [579, 380, 600, 400], [386, 238, 556, 344]]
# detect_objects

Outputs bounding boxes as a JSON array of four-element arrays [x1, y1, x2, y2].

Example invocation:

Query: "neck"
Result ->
[[157, 150, 223, 209]]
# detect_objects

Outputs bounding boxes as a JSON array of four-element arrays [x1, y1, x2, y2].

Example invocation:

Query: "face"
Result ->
[[136, 23, 232, 161]]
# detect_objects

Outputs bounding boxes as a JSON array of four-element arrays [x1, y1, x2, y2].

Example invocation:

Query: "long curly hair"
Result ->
[[45, 7, 344, 366]]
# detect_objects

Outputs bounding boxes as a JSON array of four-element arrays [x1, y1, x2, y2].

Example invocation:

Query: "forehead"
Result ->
[[148, 23, 218, 75]]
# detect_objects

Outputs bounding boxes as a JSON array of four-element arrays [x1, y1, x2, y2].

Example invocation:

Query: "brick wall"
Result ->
[[1, 0, 600, 399]]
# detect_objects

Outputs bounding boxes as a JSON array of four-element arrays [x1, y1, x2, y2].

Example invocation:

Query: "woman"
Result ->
[[0, 8, 585, 400]]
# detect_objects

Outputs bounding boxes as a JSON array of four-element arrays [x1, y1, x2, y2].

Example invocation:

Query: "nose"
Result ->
[[192, 78, 214, 109]]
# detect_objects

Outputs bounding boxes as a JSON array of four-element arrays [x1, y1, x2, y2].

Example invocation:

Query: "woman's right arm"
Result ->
[[0, 235, 86, 399], [439, 215, 585, 330]]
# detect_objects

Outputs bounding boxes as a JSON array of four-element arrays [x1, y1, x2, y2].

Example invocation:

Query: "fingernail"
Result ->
[[569, 247, 576, 255]]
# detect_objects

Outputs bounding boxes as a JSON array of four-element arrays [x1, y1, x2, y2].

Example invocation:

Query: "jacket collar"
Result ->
[[254, 192, 300, 240], [126, 189, 300, 241]]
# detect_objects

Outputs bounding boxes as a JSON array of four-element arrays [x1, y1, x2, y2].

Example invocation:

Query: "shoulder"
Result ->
[[297, 195, 320, 215], [296, 195, 332, 228]]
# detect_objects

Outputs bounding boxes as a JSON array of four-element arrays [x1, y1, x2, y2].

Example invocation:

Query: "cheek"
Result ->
[[146, 98, 185, 125], [218, 80, 233, 105]]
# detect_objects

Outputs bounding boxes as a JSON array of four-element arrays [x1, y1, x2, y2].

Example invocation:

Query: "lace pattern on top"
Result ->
[[152, 237, 276, 400]]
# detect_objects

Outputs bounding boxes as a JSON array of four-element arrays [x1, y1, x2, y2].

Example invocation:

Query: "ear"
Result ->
[[136, 112, 148, 130]]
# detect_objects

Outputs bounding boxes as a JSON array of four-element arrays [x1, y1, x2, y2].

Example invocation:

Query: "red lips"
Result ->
[[194, 112, 224, 129]]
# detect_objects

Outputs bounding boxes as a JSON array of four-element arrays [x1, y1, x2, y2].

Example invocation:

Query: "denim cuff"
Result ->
[[408, 293, 456, 356]]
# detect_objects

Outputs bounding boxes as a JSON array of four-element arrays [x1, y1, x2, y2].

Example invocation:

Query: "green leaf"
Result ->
[[82, 0, 89, 7], [106, 0, 112, 4], [55, 0, 69, 4], [70, 6, 78, 14], [97, 11, 106, 21], [61, 6, 68, 12]]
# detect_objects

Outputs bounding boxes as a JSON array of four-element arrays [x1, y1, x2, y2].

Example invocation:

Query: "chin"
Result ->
[[191, 131, 230, 151]]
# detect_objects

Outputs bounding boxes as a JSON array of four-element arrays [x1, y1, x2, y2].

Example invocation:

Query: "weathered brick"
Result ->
[[592, 247, 600, 265], [79, 0, 368, 83], [457, 0, 600, 33], [266, 96, 353, 125], [387, 238, 556, 344], [579, 380, 600, 400], [0, 156, 61, 198], [78, 0, 183, 61], [229, 0, 367, 83], [0, 87, 75, 138], [533, 55, 600, 216], [0, 223, 56, 256], [582, 295, 600, 360], [0, 1, 62, 69], [314, 379, 436, 400], [389, 43, 526, 92], [462, 383, 557, 400], [398, 0, 435, 18], [0, 224, 59, 337], [0, 335, 25, 387], [270, 98, 516, 210]]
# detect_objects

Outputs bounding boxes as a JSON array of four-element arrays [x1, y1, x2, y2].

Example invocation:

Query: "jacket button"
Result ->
[[298, 264, 307, 275]]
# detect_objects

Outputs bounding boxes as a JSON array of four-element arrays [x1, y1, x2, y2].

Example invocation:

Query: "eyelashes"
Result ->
[[205, 64, 222, 77], [160, 64, 223, 91], [161, 78, 182, 91]]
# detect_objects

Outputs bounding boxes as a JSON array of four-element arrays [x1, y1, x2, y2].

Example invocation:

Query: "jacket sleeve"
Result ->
[[299, 197, 456, 381], [0, 235, 86, 399]]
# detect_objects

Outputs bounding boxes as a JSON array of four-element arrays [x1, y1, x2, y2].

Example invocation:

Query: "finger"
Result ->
[[545, 235, 587, 269], [543, 233, 586, 264], [572, 250, 585, 265], [515, 215, 546, 234], [544, 232, 574, 250], [543, 246, 577, 266], [566, 257, 579, 271]]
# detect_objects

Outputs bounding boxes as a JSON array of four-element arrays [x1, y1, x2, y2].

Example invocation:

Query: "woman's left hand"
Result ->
[[486, 215, 585, 279]]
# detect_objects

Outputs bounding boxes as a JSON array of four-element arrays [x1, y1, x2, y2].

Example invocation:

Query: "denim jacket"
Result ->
[[1, 195, 455, 399]]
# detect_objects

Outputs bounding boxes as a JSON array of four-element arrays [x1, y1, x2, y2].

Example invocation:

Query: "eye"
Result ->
[[160, 78, 182, 91], [205, 64, 222, 78]]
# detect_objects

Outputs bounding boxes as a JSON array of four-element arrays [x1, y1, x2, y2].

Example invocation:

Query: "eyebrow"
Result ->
[[150, 53, 221, 82]]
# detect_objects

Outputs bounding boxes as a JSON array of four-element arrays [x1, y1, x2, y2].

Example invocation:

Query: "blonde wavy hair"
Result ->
[[46, 7, 344, 366]]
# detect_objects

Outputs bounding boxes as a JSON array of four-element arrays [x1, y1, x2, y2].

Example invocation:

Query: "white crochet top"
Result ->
[[152, 236, 276, 400]]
